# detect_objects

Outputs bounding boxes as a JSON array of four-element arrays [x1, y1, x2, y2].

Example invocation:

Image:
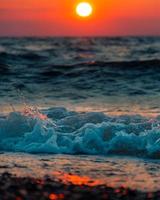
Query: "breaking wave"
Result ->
[[1, 107, 160, 159]]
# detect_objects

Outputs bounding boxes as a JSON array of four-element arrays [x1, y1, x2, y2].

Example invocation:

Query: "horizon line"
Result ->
[[0, 35, 160, 38]]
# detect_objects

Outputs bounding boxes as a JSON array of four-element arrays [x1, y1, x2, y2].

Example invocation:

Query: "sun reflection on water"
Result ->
[[53, 171, 103, 186]]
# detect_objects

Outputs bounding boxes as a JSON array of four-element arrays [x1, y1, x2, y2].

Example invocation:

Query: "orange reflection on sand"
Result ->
[[49, 193, 64, 200], [53, 172, 103, 186]]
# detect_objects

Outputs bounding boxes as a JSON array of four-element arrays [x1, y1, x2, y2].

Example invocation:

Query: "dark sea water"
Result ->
[[1, 37, 160, 191], [0, 37, 160, 115]]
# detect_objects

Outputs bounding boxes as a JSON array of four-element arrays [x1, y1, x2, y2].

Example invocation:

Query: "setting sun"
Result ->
[[76, 2, 93, 18]]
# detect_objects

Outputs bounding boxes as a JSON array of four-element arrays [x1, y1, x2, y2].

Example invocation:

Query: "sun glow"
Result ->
[[76, 2, 93, 18]]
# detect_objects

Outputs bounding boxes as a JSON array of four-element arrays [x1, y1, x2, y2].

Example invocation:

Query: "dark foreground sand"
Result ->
[[0, 173, 159, 200]]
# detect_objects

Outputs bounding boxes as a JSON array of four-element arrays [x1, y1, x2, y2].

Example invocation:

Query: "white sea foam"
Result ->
[[0, 107, 160, 158]]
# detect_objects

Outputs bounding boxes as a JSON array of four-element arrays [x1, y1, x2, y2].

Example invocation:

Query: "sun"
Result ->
[[76, 2, 93, 18]]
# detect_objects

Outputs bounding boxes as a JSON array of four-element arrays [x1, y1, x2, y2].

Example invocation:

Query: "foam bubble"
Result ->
[[0, 107, 160, 158]]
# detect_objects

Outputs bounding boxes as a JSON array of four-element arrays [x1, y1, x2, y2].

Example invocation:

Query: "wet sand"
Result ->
[[0, 172, 159, 200]]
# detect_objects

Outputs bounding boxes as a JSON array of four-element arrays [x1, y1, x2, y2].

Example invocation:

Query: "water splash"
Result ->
[[0, 107, 160, 158]]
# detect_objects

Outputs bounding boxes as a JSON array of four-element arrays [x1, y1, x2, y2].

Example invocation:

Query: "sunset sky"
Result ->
[[0, 0, 159, 36]]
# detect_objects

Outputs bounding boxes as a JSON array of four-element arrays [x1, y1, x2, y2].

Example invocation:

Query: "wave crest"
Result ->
[[0, 107, 160, 158]]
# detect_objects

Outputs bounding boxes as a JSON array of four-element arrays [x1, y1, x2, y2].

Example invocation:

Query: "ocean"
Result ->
[[0, 37, 160, 193]]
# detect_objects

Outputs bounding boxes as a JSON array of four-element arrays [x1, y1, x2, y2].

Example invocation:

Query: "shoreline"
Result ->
[[0, 172, 158, 200]]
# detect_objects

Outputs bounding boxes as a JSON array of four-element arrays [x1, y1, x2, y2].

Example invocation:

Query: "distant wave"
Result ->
[[1, 107, 160, 159], [0, 52, 47, 63], [40, 59, 160, 75], [0, 57, 160, 103], [1, 51, 159, 69], [1, 55, 160, 77]]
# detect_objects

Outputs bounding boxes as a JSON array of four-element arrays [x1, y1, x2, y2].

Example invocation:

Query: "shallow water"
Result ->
[[0, 153, 160, 192]]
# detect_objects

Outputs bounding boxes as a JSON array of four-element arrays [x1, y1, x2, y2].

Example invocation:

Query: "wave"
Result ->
[[38, 59, 160, 68], [0, 52, 47, 63], [1, 54, 159, 80], [0, 49, 159, 73], [38, 59, 160, 82], [40, 59, 160, 76], [1, 107, 160, 158], [0, 50, 159, 66]]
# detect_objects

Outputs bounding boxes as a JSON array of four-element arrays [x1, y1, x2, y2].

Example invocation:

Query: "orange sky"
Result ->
[[0, 0, 159, 36]]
